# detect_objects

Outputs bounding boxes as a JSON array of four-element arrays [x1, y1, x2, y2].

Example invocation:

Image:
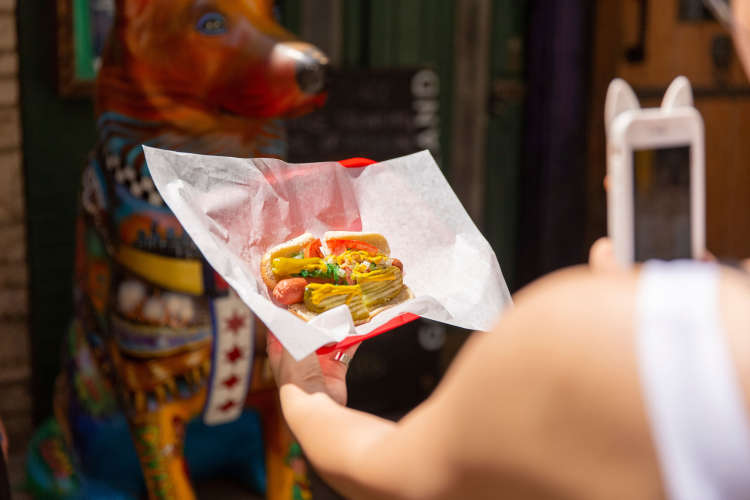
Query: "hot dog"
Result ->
[[260, 232, 412, 325], [272, 278, 308, 305]]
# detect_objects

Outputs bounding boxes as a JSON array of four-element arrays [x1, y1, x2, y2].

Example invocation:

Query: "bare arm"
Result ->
[[272, 267, 664, 500]]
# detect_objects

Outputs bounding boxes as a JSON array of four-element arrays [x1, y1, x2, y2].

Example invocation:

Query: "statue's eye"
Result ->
[[196, 13, 227, 35]]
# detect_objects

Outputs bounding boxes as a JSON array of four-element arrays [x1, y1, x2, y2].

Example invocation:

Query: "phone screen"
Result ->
[[633, 145, 691, 261]]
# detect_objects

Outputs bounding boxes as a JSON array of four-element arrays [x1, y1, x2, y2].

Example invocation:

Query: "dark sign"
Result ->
[[286, 68, 441, 164]]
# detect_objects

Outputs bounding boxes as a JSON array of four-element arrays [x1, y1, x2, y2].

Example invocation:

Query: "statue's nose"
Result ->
[[295, 53, 330, 95]]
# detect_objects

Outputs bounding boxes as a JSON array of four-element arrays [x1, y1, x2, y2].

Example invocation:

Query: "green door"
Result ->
[[485, 1, 526, 290], [282, 0, 526, 288]]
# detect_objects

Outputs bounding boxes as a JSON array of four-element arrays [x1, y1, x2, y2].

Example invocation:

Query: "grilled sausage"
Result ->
[[272, 278, 308, 305], [391, 258, 403, 271]]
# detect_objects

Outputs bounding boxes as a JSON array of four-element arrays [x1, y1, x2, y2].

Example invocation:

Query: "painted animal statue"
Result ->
[[26, 1, 328, 498]]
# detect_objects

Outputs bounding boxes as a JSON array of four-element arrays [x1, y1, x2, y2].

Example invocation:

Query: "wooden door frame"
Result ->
[[451, 0, 492, 226], [300, 0, 343, 66], [585, 0, 622, 248]]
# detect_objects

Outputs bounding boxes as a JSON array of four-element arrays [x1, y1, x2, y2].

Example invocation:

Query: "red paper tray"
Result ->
[[314, 157, 421, 354]]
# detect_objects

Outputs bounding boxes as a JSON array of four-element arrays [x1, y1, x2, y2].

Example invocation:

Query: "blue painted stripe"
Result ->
[[201, 299, 220, 418]]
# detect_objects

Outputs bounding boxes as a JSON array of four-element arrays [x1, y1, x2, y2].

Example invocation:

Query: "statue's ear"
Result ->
[[661, 76, 694, 110], [116, 0, 153, 22], [605, 78, 640, 136]]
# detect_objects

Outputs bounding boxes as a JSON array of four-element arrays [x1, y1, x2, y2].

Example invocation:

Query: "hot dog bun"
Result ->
[[323, 231, 390, 255], [260, 232, 319, 290], [261, 231, 411, 326]]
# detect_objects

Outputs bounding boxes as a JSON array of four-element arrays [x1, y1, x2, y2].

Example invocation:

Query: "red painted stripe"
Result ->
[[338, 157, 377, 168]]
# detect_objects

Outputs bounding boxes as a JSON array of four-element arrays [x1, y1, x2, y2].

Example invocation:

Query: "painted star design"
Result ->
[[219, 400, 236, 412], [226, 346, 243, 363], [222, 374, 239, 388], [226, 312, 246, 335]]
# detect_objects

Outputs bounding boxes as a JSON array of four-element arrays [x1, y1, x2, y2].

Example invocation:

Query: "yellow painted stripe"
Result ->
[[116, 246, 204, 295]]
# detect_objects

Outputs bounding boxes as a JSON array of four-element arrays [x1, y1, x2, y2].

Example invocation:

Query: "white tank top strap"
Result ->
[[636, 260, 750, 500]]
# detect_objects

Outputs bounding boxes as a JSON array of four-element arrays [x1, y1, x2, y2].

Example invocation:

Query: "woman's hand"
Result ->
[[267, 332, 359, 406], [588, 176, 622, 272], [588, 236, 718, 271], [589, 236, 620, 272]]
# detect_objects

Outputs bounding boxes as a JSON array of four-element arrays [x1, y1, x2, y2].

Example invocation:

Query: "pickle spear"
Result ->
[[355, 266, 404, 309], [303, 283, 369, 321]]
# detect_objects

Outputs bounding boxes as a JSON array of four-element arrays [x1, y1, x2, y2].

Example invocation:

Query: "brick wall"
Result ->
[[0, 0, 33, 456]]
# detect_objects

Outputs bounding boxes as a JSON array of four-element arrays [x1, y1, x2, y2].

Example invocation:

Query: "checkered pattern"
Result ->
[[104, 152, 164, 207]]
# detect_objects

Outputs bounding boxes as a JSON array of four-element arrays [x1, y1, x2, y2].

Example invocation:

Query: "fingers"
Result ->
[[319, 344, 359, 383], [588, 237, 621, 272], [325, 342, 360, 363], [266, 331, 361, 390], [265, 335, 356, 406], [266, 330, 283, 356], [266, 330, 279, 346], [266, 332, 328, 389], [592, 175, 617, 272], [321, 342, 360, 373], [344, 342, 360, 360], [265, 331, 285, 383], [341, 343, 360, 368]]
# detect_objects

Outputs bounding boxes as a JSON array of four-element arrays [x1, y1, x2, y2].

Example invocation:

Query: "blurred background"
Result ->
[[2, 0, 749, 494]]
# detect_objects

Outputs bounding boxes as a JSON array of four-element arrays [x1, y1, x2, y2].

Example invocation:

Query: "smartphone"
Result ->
[[606, 78, 705, 266]]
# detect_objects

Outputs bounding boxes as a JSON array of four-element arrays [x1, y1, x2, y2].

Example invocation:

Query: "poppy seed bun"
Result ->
[[260, 233, 318, 290], [322, 231, 390, 255]]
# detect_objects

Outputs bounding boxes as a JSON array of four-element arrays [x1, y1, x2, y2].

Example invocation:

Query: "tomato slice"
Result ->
[[304, 239, 324, 258], [327, 239, 380, 256]]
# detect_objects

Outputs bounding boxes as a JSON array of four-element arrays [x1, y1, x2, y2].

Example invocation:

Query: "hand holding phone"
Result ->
[[604, 76, 705, 267]]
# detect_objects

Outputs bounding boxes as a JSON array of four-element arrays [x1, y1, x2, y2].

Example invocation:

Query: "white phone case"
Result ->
[[604, 76, 705, 266]]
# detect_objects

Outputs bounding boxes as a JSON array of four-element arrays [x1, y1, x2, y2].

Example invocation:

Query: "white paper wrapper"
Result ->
[[144, 147, 511, 360]]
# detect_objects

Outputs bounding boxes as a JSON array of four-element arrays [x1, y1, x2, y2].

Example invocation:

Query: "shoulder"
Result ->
[[492, 265, 640, 343], [427, 265, 662, 498]]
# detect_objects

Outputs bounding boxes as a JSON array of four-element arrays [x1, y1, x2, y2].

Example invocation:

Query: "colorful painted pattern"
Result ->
[[133, 423, 175, 499], [29, 0, 329, 497]]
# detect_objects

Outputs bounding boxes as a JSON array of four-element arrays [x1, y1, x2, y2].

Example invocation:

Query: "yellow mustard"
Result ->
[[352, 266, 400, 283], [305, 283, 362, 306], [272, 257, 326, 277], [334, 250, 387, 266]]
